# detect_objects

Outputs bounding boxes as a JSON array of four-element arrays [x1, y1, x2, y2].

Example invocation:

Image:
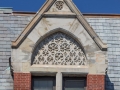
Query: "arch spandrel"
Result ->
[[31, 30, 87, 66]]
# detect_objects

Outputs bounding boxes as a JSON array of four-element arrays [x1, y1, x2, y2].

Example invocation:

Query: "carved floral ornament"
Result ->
[[55, 1, 64, 10], [33, 32, 87, 66]]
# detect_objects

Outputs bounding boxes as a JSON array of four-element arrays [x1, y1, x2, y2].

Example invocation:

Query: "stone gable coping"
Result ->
[[11, 0, 107, 51]]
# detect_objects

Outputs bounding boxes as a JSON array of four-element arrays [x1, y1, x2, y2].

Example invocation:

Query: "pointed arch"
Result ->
[[31, 28, 87, 65]]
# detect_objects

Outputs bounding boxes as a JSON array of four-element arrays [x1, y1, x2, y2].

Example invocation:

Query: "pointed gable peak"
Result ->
[[12, 0, 107, 51], [48, 0, 71, 12], [44, 0, 74, 14]]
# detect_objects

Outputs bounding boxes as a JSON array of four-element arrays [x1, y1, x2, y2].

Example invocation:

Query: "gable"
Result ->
[[11, 0, 107, 75], [19, 18, 99, 53], [11, 0, 107, 51]]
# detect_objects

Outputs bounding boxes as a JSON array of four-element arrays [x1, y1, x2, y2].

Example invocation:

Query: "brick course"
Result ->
[[14, 73, 31, 90], [87, 75, 105, 90]]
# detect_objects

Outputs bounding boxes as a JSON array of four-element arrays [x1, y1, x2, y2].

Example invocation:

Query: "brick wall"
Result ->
[[14, 73, 31, 90], [87, 75, 105, 90]]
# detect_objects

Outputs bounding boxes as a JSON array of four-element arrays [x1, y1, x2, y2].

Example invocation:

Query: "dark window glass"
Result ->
[[32, 77, 55, 90], [63, 78, 86, 90]]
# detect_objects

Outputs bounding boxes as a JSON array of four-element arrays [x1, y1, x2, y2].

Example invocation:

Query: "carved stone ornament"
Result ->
[[33, 32, 87, 65], [55, 1, 64, 10]]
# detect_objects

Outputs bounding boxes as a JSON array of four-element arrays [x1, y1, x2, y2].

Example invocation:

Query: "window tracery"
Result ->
[[33, 32, 87, 65]]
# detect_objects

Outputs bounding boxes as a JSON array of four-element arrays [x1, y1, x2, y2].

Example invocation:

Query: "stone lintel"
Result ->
[[30, 65, 89, 74]]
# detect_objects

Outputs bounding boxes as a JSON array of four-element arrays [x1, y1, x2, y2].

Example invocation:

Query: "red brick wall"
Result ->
[[13, 73, 105, 90], [14, 73, 31, 90], [87, 75, 105, 90]]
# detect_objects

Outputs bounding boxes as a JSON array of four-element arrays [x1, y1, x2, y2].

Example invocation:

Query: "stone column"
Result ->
[[56, 72, 62, 90]]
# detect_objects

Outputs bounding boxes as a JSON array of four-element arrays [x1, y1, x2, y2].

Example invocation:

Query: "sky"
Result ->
[[0, 0, 120, 14]]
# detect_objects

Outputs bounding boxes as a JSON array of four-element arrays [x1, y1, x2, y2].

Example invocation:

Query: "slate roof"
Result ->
[[86, 18, 120, 90], [0, 9, 120, 90], [0, 9, 33, 90]]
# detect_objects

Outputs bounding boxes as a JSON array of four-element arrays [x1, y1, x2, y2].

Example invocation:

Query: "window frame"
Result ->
[[32, 76, 56, 90], [63, 77, 86, 90]]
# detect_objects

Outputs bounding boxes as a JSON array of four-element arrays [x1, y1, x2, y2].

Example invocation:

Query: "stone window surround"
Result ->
[[31, 28, 87, 65], [30, 29, 89, 90], [12, 27, 106, 89]]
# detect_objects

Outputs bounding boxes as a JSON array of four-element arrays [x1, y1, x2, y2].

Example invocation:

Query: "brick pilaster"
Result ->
[[87, 75, 105, 90], [14, 73, 31, 90]]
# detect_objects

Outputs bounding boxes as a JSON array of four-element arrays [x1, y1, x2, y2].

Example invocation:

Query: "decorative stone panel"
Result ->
[[32, 32, 87, 65], [55, 1, 64, 10]]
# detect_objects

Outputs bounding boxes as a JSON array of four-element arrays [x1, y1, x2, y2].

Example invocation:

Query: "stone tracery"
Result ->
[[33, 32, 87, 65], [55, 1, 64, 10]]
